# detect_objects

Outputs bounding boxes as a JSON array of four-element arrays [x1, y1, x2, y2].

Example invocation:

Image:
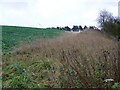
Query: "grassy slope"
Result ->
[[2, 25, 64, 52], [2, 30, 119, 88]]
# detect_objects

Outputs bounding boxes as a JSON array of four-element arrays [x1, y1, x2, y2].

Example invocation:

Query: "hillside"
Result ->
[[2, 29, 119, 88], [2, 25, 64, 52]]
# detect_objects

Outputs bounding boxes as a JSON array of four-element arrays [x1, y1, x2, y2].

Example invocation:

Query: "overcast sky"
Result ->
[[0, 0, 119, 28]]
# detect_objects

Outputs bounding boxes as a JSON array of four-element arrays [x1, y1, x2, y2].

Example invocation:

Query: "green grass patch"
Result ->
[[2, 25, 64, 52]]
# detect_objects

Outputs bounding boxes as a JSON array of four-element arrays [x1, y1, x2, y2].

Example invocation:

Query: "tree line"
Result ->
[[47, 25, 98, 32], [47, 10, 120, 41]]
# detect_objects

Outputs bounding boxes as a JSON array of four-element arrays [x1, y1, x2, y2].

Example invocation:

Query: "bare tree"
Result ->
[[97, 10, 114, 28]]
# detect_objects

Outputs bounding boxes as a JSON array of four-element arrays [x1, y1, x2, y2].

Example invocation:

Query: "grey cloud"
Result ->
[[0, 0, 118, 28]]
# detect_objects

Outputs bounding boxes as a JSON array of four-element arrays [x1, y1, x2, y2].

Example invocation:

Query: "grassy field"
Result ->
[[2, 26, 120, 88], [2, 26, 64, 52]]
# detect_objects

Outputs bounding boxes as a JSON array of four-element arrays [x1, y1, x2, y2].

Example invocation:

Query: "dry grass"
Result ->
[[3, 30, 119, 88]]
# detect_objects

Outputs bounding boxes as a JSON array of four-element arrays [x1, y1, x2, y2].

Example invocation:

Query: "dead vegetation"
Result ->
[[3, 30, 119, 88]]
